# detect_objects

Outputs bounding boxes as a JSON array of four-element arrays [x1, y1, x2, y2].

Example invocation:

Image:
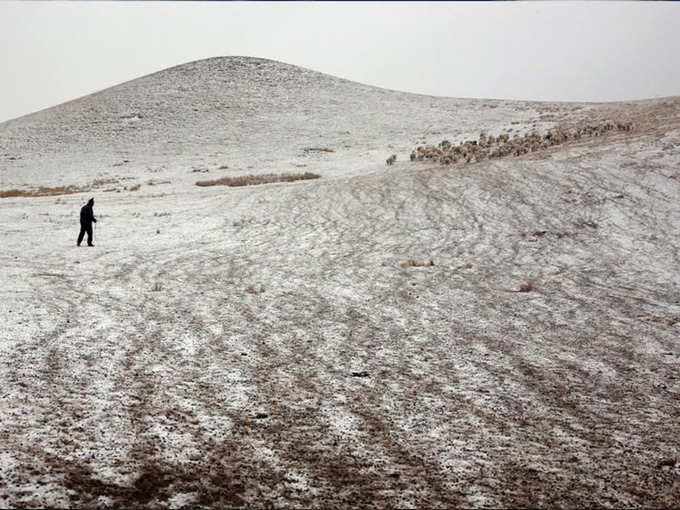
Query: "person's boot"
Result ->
[[88, 244, 95, 247]]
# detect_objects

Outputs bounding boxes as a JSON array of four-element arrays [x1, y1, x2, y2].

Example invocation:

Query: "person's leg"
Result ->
[[86, 225, 93, 246], [77, 225, 86, 246]]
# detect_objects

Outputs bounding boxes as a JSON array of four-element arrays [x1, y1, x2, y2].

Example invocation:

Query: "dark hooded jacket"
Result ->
[[80, 198, 96, 226]]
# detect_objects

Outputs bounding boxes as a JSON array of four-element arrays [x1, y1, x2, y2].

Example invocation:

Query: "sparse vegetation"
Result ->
[[640, 315, 680, 326], [1, 177, 133, 198], [1, 186, 82, 198], [519, 281, 534, 292], [128, 184, 141, 192], [303, 147, 334, 153], [246, 284, 265, 294], [196, 172, 320, 188], [406, 259, 435, 267], [151, 282, 163, 292], [92, 178, 120, 187]]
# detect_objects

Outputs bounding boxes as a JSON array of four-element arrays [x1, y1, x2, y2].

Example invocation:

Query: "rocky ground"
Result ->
[[0, 57, 678, 507]]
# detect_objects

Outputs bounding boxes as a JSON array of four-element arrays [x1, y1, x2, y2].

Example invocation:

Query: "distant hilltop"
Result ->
[[1, 55, 676, 187]]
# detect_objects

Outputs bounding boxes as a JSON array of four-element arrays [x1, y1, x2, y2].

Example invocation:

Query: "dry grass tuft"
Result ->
[[519, 281, 534, 292], [0, 186, 82, 198], [196, 172, 320, 188], [151, 282, 163, 292], [128, 184, 141, 191], [407, 259, 435, 267], [303, 147, 334, 153], [92, 178, 120, 187], [246, 284, 265, 294], [2, 176, 131, 199]]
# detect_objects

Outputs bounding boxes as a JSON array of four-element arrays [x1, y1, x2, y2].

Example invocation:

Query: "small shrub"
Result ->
[[151, 282, 163, 292], [407, 259, 435, 267], [519, 281, 534, 292], [129, 184, 141, 191], [246, 284, 265, 294]]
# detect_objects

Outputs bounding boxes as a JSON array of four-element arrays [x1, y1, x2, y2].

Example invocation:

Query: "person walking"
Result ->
[[77, 198, 97, 247]]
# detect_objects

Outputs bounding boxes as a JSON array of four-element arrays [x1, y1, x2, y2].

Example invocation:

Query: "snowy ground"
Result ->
[[0, 57, 679, 507]]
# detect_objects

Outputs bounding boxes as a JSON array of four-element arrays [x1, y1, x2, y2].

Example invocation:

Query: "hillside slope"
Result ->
[[0, 57, 679, 507], [0, 55, 658, 189]]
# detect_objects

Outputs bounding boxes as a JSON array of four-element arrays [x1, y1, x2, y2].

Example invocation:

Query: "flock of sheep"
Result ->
[[385, 120, 636, 167]]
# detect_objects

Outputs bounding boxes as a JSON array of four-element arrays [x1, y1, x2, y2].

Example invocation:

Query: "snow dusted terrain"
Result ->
[[1, 56, 679, 507]]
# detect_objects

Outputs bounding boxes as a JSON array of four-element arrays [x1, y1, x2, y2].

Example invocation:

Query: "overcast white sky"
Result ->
[[1, 1, 679, 123]]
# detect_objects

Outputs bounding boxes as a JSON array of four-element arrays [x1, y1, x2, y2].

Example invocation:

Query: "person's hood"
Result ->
[[87, 198, 94, 206]]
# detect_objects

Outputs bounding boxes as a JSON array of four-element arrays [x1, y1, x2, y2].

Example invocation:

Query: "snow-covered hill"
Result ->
[[1, 55, 648, 189], [0, 57, 679, 507]]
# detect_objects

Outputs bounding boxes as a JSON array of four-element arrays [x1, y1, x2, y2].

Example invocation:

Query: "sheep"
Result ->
[[476, 149, 489, 161], [408, 118, 639, 169], [386, 154, 397, 166]]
